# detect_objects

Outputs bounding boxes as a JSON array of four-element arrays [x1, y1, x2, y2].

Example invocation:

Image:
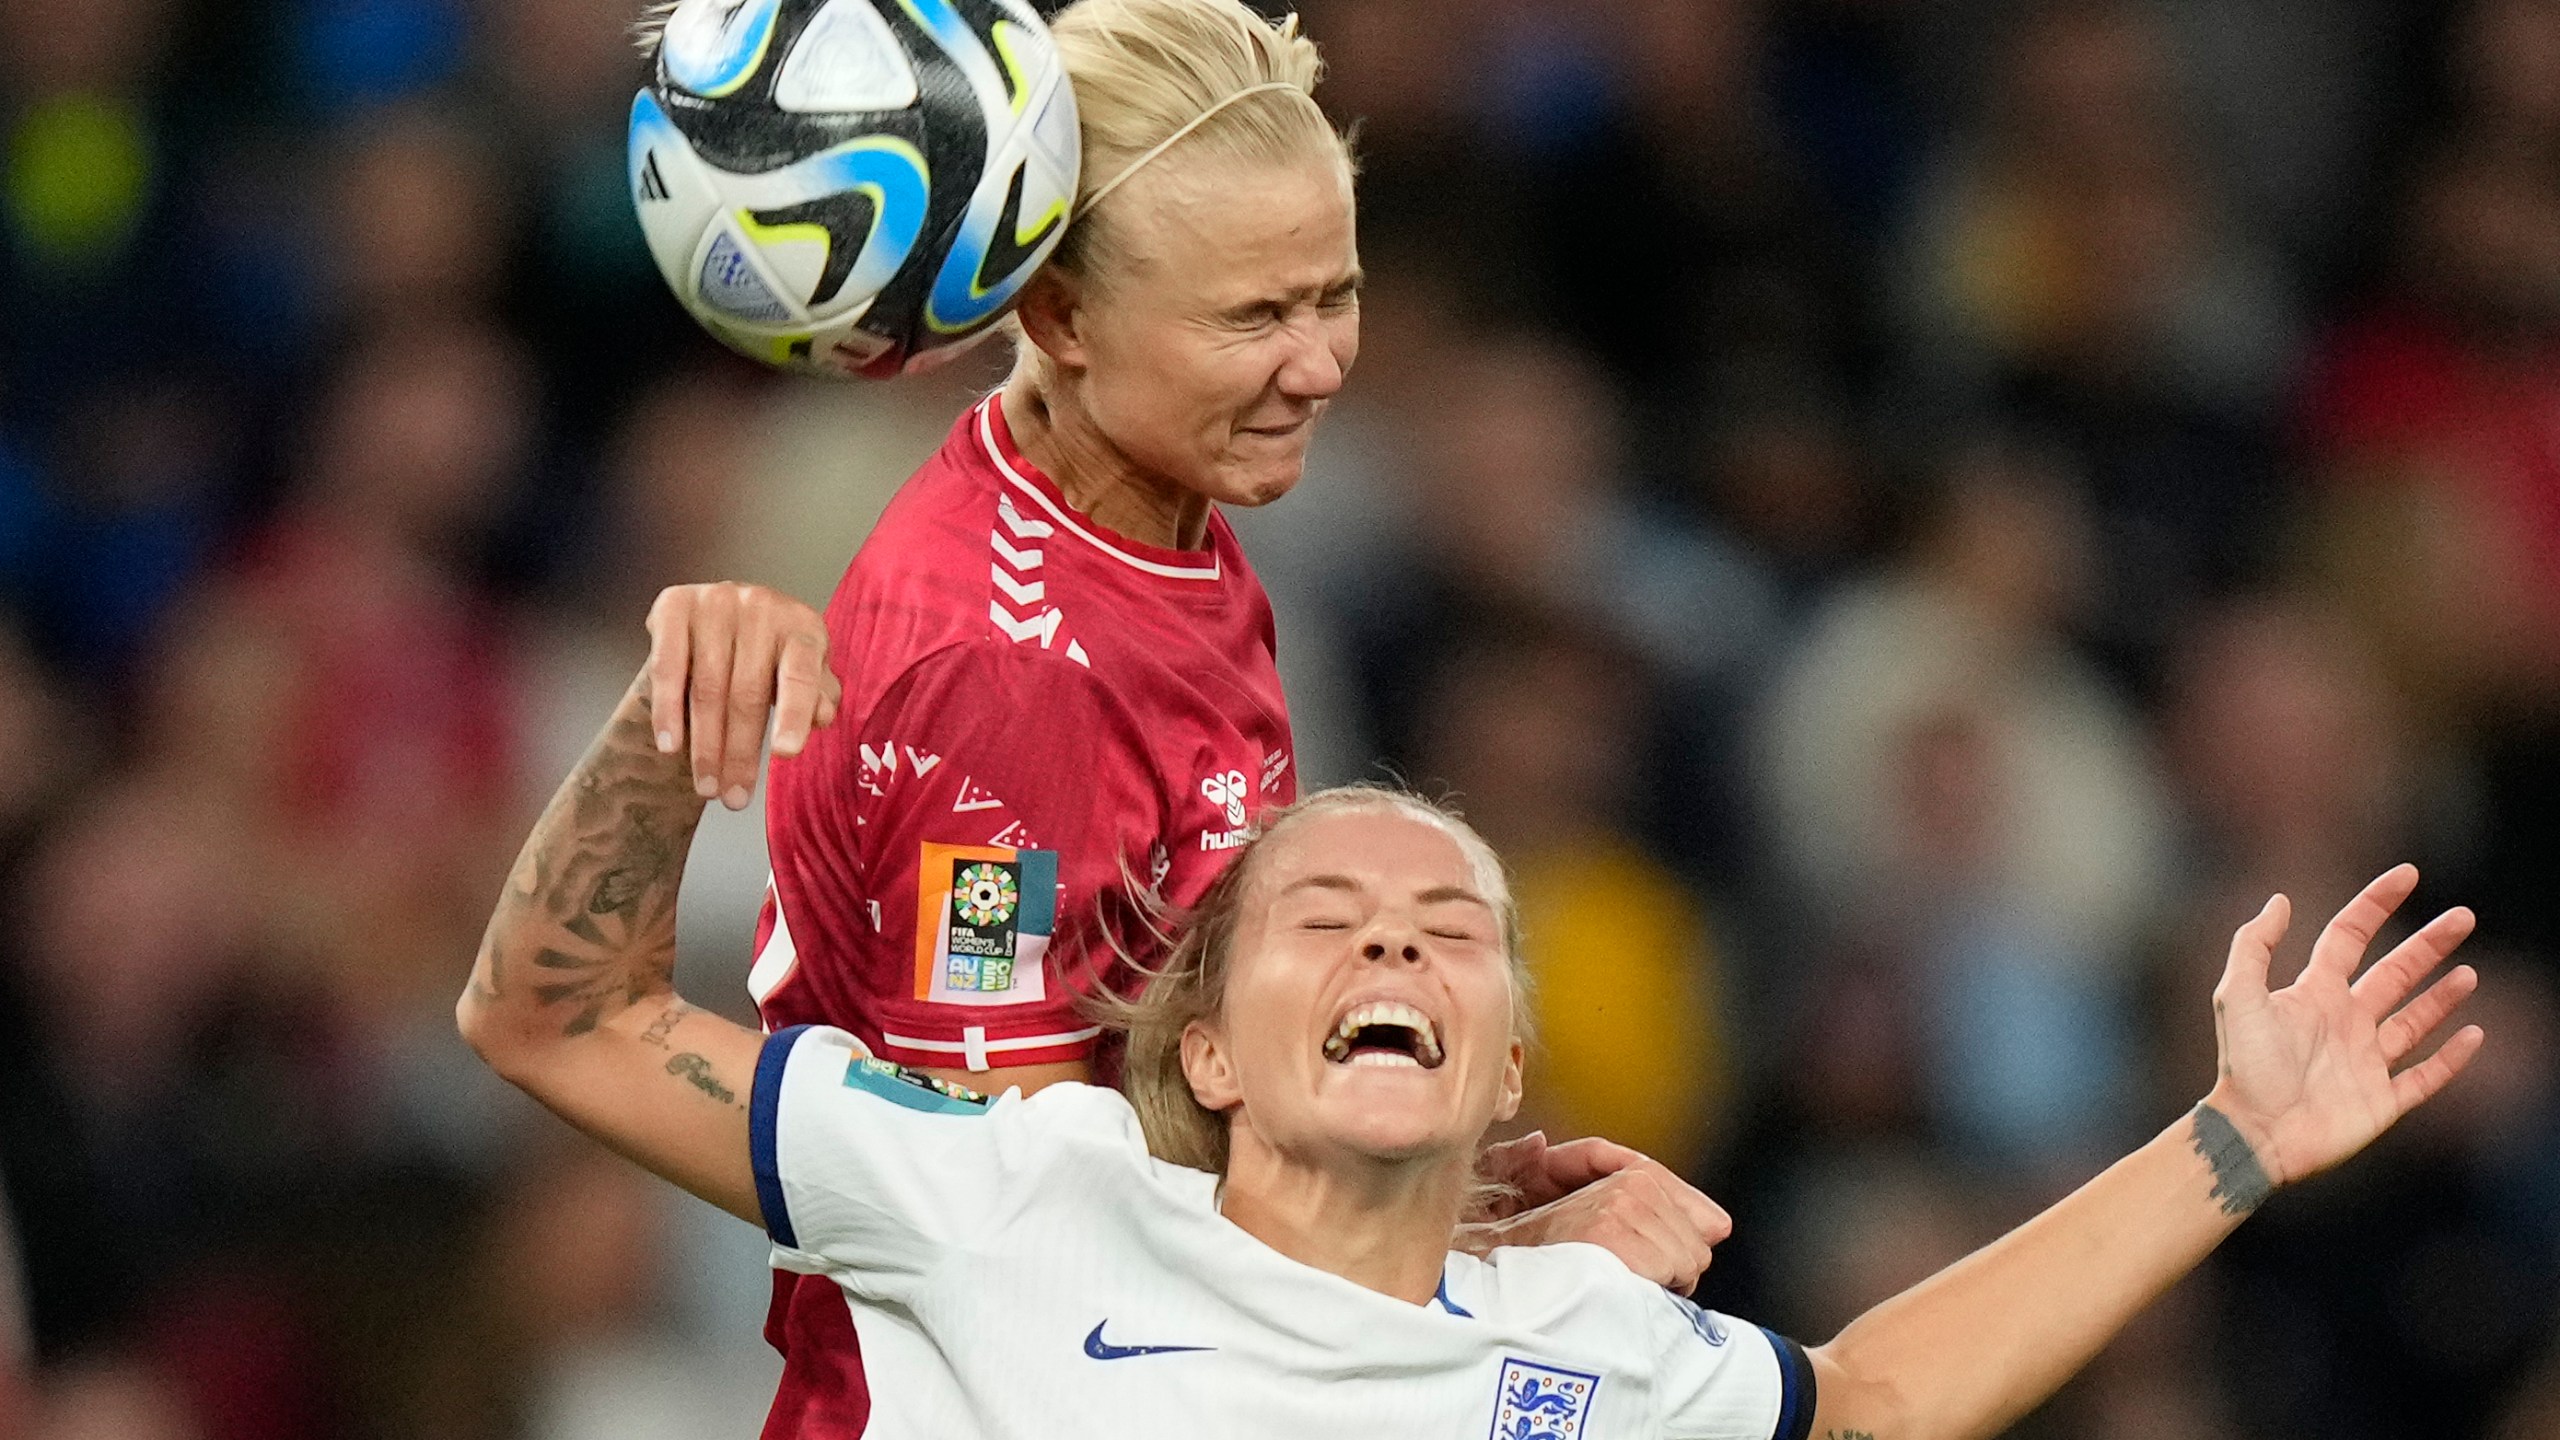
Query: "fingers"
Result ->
[[1577, 1165, 1722, 1294], [2393, 1024, 2487, 1116], [2310, 864, 2420, 979], [1625, 1170, 1717, 1294], [687, 587, 738, 800], [644, 588, 694, 754], [2379, 963, 2480, 1066], [771, 628, 836, 758], [1531, 1135, 1644, 1194], [1495, 1164, 1716, 1291], [720, 601, 779, 808], [2217, 893, 2290, 1007], [652, 583, 832, 803], [1656, 1167, 1734, 1252], [1474, 1132, 1551, 1212], [2351, 906, 2478, 1017]]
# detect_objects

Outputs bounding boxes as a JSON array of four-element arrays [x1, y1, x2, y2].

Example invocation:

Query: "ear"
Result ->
[[1492, 1037, 1524, 1124], [1013, 265, 1091, 374], [1180, 1017, 1243, 1113]]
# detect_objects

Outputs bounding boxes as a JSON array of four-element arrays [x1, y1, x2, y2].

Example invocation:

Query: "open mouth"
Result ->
[[1321, 1001, 1444, 1070]]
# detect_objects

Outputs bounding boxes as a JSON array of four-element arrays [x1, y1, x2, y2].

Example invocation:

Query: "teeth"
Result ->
[[1320, 1001, 1443, 1067], [1346, 1050, 1420, 1068]]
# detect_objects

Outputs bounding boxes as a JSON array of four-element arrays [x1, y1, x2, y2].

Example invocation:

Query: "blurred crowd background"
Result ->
[[3, 0, 2559, 1435]]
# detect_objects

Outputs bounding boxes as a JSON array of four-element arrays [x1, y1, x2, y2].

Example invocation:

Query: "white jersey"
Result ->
[[750, 1026, 1817, 1440]]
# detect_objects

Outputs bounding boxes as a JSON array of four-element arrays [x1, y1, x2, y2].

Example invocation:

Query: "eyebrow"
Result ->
[[1276, 875, 1493, 912], [1414, 885, 1494, 912], [1215, 270, 1364, 322]]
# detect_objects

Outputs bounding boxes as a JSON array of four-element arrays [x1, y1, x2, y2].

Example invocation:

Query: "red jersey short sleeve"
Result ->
[[753, 395, 1297, 1074]]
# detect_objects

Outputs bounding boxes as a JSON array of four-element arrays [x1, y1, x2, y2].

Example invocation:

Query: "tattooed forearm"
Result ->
[[1824, 1431, 1878, 1439], [464, 682, 702, 1042], [667, 1052, 740, 1107], [2190, 1103, 2274, 1215]]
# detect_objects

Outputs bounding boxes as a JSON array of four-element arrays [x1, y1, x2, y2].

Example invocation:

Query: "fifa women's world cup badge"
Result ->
[[954, 862, 1019, 929], [914, 841, 1059, 1005]]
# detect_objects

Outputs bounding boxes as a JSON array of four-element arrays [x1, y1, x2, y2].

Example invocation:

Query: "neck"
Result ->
[[1002, 372, 1213, 551], [1216, 1125, 1471, 1306]]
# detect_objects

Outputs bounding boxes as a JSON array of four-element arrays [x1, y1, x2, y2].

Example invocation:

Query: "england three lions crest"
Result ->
[[1488, 1357, 1600, 1440]]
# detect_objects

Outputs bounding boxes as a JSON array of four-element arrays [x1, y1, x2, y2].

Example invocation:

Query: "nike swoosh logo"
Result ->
[[1083, 1321, 1214, 1360]]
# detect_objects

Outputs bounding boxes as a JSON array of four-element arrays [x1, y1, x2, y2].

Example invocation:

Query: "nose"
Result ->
[[1359, 935, 1421, 964], [1275, 314, 1349, 402]]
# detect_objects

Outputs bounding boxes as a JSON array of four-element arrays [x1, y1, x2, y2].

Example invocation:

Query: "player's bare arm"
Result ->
[[1800, 866, 2483, 1440], [456, 673, 768, 1223]]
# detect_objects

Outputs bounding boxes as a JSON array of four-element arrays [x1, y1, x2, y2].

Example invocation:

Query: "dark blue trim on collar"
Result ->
[[1433, 1273, 1473, 1318]]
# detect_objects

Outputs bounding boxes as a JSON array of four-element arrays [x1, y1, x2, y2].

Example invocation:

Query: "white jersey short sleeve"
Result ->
[[1649, 1289, 1820, 1439], [749, 1025, 1818, 1440], [751, 1023, 1118, 1298]]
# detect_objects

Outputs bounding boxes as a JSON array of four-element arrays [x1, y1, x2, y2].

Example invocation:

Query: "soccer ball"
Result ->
[[629, 0, 1081, 378]]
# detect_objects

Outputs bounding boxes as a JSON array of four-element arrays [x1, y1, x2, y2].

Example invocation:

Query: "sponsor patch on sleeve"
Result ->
[[842, 1055, 991, 1114], [914, 841, 1059, 1006]]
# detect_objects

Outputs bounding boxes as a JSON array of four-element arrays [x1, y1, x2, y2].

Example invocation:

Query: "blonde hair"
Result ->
[[1095, 785, 1532, 1178], [1045, 0, 1344, 276]]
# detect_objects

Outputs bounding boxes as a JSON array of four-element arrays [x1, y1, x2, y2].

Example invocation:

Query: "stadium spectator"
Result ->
[[1415, 615, 1735, 1169], [1896, 0, 2294, 678], [1756, 436, 2171, 1172]]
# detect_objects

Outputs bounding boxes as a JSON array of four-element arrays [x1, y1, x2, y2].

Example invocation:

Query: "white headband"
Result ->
[[1072, 81, 1311, 220]]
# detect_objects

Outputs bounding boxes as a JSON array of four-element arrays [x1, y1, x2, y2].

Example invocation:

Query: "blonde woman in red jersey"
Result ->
[[631, 0, 1729, 1434]]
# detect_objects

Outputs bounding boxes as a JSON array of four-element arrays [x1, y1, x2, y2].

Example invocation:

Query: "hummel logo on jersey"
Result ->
[[637, 150, 670, 202], [1200, 769, 1249, 826], [1082, 1320, 1213, 1360], [1197, 768, 1252, 852]]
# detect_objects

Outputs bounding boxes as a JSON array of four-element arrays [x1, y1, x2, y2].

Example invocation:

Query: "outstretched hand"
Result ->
[[2206, 864, 2484, 1195], [644, 583, 841, 809]]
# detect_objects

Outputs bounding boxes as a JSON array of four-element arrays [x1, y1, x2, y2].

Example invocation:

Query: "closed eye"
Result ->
[[1218, 302, 1289, 330]]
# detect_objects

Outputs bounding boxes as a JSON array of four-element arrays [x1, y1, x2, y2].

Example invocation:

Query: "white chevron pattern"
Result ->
[[987, 492, 1087, 667], [998, 494, 1053, 539], [990, 532, 1043, 571]]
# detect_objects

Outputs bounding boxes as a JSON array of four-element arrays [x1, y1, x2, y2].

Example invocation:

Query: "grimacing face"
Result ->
[[1046, 152, 1360, 509], [1179, 805, 1524, 1171]]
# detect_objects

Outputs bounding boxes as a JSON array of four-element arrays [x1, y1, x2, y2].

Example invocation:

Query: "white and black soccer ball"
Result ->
[[629, 0, 1080, 378]]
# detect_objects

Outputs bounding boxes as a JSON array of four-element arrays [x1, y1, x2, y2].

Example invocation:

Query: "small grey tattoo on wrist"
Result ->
[[2192, 1103, 2274, 1215]]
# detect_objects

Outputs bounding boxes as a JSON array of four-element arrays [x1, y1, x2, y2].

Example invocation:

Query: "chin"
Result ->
[[1198, 454, 1303, 510], [1320, 1094, 1470, 1163], [1229, 474, 1302, 509]]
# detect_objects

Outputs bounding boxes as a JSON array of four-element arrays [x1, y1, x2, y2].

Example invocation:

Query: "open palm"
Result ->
[[2206, 864, 2484, 1189]]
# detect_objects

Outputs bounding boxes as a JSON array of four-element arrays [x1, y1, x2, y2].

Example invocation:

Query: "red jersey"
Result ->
[[749, 393, 1296, 1439]]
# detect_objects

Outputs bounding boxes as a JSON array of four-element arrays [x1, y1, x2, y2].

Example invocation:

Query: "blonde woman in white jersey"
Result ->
[[461, 603, 2484, 1440]]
